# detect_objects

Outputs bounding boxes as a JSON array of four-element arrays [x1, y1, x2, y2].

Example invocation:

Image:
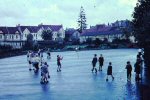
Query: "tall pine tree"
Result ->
[[77, 6, 87, 33]]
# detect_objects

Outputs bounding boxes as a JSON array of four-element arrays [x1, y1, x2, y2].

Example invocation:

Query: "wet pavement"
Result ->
[[0, 49, 141, 100]]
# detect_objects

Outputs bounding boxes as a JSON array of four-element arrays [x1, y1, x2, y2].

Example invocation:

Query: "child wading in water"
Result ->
[[106, 62, 114, 81], [32, 54, 40, 73], [91, 54, 98, 73], [40, 62, 50, 84], [28, 51, 32, 71], [125, 61, 132, 81], [47, 48, 51, 59], [47, 52, 51, 59], [57, 55, 63, 72], [98, 54, 104, 71]]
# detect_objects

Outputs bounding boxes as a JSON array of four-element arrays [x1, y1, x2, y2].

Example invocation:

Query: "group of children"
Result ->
[[125, 49, 143, 82], [91, 54, 114, 81], [92, 49, 143, 82], [27, 48, 143, 84], [27, 49, 50, 84], [27, 49, 64, 84]]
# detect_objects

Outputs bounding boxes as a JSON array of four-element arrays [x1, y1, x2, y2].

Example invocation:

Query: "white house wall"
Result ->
[[37, 28, 44, 41], [58, 28, 65, 38], [0, 26, 66, 42], [80, 33, 124, 43], [52, 32, 57, 40], [22, 28, 30, 40]]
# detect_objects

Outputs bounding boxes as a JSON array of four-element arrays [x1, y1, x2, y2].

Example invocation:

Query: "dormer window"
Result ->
[[15, 31, 19, 34], [0, 30, 3, 34]]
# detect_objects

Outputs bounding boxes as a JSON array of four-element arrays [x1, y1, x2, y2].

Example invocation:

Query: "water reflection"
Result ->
[[41, 83, 50, 92]]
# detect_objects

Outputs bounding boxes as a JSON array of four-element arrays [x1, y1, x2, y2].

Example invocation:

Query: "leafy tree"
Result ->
[[64, 34, 70, 42], [94, 38, 102, 46], [27, 33, 33, 42], [122, 27, 132, 40], [77, 6, 87, 33], [132, 0, 150, 73], [41, 30, 52, 40], [103, 38, 109, 44], [23, 34, 33, 50], [86, 38, 92, 44], [132, 0, 150, 46]]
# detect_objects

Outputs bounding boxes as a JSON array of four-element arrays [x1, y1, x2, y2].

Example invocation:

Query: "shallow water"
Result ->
[[0, 49, 140, 100]]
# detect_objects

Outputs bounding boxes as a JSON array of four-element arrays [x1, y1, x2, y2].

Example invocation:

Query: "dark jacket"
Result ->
[[126, 64, 132, 73], [134, 62, 141, 74], [99, 57, 104, 64], [92, 57, 97, 66]]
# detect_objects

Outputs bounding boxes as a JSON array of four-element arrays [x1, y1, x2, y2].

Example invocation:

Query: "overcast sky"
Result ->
[[0, 0, 137, 28]]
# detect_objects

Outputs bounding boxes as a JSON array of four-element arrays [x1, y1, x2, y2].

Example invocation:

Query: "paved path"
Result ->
[[0, 49, 140, 100]]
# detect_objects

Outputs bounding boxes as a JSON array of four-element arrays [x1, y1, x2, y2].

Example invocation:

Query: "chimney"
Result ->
[[38, 23, 43, 26], [16, 24, 20, 27]]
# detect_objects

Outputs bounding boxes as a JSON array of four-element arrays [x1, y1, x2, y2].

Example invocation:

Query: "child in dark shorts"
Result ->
[[41, 62, 50, 84], [57, 55, 63, 72], [106, 62, 114, 81], [125, 61, 132, 81], [91, 54, 98, 73]]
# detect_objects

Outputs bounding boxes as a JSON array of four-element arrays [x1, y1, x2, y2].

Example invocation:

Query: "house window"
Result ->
[[0, 35, 2, 39], [12, 35, 14, 40], [36, 34, 37, 39], [9, 35, 11, 39], [16, 35, 18, 39]]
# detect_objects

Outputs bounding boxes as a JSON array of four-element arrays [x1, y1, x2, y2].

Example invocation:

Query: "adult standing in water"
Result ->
[[91, 54, 98, 73], [134, 61, 141, 82], [136, 49, 143, 80], [98, 54, 104, 71], [57, 55, 63, 72]]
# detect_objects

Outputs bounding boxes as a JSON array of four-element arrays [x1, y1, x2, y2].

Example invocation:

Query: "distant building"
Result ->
[[37, 24, 65, 41], [111, 20, 131, 28], [17, 24, 65, 41], [65, 28, 80, 42], [0, 27, 23, 49], [80, 24, 124, 43]]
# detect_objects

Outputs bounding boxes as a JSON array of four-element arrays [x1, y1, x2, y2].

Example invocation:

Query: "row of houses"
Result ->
[[80, 24, 123, 42], [80, 20, 135, 43], [0, 24, 65, 41], [0, 20, 134, 49], [0, 24, 65, 48]]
